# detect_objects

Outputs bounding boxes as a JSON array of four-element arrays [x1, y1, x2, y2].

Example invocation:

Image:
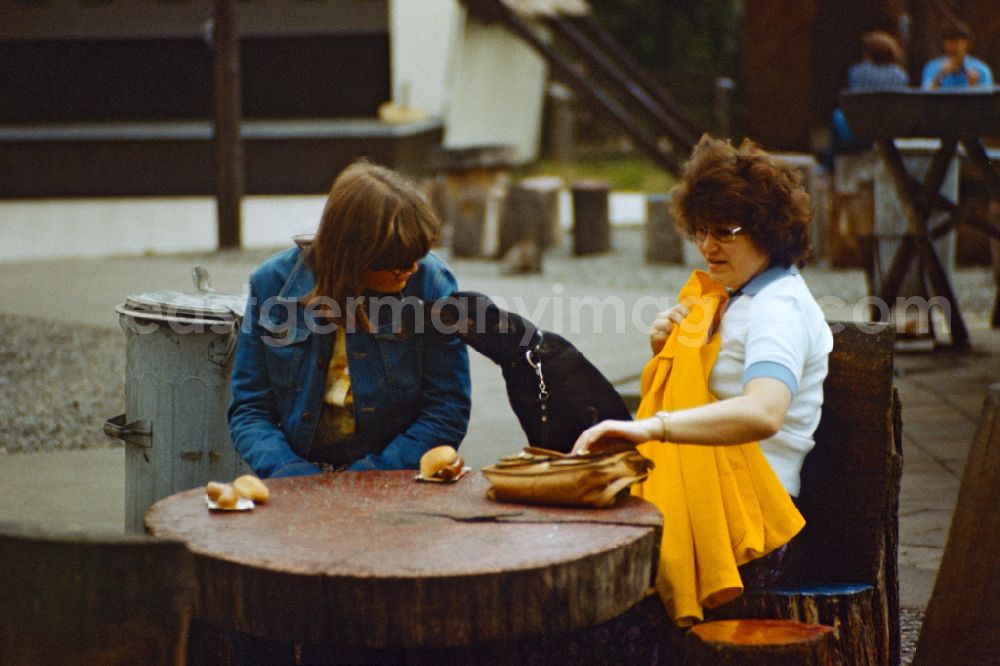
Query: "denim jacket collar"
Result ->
[[277, 249, 315, 302]]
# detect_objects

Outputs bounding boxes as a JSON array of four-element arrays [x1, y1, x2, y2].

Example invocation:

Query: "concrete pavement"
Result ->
[[1, 233, 998, 612]]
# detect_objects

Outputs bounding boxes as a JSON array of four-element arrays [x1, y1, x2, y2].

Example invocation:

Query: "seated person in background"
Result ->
[[823, 30, 909, 173], [922, 21, 994, 89], [848, 30, 909, 91]]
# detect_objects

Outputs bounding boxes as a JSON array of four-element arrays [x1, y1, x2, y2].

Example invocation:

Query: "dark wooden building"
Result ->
[[0, 0, 442, 197]]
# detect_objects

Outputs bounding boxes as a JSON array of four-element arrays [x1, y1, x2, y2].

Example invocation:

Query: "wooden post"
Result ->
[[714, 76, 735, 139], [914, 384, 1000, 665], [645, 193, 683, 264], [546, 83, 576, 162], [213, 0, 243, 250], [685, 619, 837, 665], [572, 179, 611, 255], [906, 0, 931, 88]]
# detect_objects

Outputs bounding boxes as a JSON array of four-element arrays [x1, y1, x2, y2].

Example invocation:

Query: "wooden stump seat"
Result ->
[[0, 523, 195, 666], [686, 619, 837, 665], [706, 322, 902, 665]]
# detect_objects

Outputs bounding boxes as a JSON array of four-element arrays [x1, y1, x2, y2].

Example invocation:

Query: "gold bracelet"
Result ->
[[654, 411, 671, 441]]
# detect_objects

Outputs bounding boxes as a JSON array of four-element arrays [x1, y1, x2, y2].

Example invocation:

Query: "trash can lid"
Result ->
[[123, 290, 247, 321]]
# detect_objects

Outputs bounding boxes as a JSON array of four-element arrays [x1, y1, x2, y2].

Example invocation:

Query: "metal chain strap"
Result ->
[[525, 347, 549, 423]]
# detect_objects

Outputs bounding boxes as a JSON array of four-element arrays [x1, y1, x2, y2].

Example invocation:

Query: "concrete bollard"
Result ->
[[571, 179, 611, 255], [644, 193, 684, 264]]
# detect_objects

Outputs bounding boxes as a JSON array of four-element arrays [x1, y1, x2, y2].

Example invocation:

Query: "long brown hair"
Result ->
[[305, 160, 438, 330]]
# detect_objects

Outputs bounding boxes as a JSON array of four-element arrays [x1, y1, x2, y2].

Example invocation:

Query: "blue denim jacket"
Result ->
[[228, 246, 471, 478]]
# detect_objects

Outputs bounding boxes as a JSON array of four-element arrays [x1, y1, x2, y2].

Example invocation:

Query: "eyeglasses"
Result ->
[[690, 225, 744, 244], [369, 262, 418, 279]]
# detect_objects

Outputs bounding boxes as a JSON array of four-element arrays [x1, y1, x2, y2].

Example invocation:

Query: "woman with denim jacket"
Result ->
[[228, 160, 471, 480]]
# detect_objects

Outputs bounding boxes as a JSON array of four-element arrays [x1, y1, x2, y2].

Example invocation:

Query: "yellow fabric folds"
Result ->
[[632, 270, 805, 626]]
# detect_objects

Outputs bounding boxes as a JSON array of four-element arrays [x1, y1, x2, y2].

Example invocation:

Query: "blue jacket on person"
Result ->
[[228, 245, 471, 478]]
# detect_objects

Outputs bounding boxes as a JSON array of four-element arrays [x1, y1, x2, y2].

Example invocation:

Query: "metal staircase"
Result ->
[[461, 0, 702, 176]]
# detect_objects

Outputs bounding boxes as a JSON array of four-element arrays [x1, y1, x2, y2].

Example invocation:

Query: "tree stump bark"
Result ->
[[447, 179, 492, 258], [914, 384, 1000, 665], [572, 179, 611, 255], [644, 193, 684, 264], [685, 619, 837, 665], [498, 175, 562, 258], [708, 585, 879, 665], [0, 526, 195, 666], [432, 145, 514, 258], [145, 471, 662, 649]]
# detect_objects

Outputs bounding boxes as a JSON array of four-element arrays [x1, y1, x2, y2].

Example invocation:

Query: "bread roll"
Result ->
[[215, 484, 240, 509], [205, 481, 228, 502], [233, 475, 270, 503], [420, 445, 464, 479]]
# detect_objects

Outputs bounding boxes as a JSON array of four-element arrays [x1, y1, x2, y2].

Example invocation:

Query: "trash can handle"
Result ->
[[103, 413, 153, 448], [209, 328, 239, 367]]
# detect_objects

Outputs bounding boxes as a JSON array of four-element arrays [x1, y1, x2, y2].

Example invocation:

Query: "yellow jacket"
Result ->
[[633, 270, 805, 626]]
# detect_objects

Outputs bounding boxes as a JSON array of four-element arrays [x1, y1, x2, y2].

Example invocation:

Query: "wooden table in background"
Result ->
[[840, 88, 1000, 348], [145, 471, 661, 650]]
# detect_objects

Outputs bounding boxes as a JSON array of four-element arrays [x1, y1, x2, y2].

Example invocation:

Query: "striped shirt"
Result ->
[[848, 61, 909, 90]]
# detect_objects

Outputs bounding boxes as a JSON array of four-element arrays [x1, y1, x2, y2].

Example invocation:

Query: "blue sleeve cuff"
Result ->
[[347, 455, 380, 472], [744, 360, 798, 394], [270, 461, 323, 478]]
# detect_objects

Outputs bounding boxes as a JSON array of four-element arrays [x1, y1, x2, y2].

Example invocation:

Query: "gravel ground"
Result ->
[[3, 227, 989, 662], [900, 607, 922, 665], [0, 313, 124, 455]]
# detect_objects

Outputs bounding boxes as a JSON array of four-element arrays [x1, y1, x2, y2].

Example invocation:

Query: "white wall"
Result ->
[[0, 197, 326, 262], [442, 12, 549, 163], [389, 0, 461, 117]]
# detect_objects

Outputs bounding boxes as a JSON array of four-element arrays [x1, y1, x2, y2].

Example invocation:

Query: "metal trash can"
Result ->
[[105, 271, 249, 533]]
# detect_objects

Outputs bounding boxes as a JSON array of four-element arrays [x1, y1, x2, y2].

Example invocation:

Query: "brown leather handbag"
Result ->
[[481, 440, 653, 509]]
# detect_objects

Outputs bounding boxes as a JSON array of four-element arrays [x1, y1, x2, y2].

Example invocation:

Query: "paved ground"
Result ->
[[1, 223, 997, 618]]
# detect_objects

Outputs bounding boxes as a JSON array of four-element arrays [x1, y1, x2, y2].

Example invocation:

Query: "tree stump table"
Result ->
[[144, 471, 662, 652]]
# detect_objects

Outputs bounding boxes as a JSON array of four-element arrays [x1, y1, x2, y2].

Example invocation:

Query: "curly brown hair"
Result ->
[[670, 134, 813, 267]]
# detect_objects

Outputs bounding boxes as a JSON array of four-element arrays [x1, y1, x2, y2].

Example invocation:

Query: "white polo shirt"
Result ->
[[708, 265, 833, 496]]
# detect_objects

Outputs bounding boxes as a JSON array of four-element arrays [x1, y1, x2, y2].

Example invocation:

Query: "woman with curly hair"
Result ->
[[573, 135, 833, 628]]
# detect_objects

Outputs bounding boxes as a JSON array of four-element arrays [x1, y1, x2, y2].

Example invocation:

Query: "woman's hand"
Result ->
[[572, 417, 663, 455], [649, 304, 689, 354]]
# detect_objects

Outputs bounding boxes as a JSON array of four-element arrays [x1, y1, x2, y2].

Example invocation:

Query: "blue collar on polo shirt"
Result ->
[[729, 263, 798, 302]]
